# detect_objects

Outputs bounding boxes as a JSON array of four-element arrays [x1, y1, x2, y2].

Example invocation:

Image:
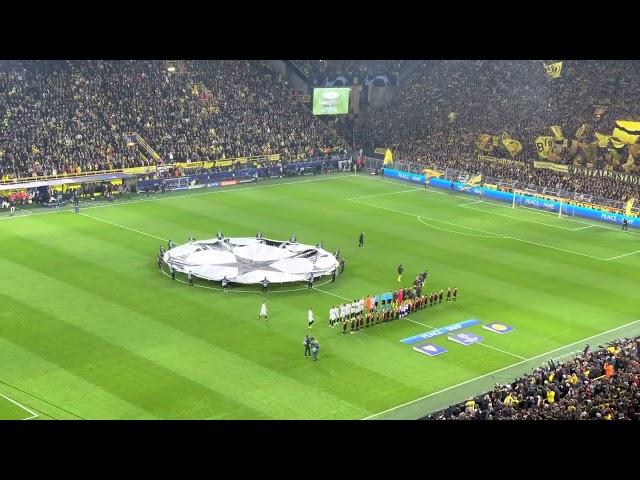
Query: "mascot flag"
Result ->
[[383, 148, 394, 165], [535, 136, 554, 158], [544, 61, 563, 79], [626, 198, 636, 216]]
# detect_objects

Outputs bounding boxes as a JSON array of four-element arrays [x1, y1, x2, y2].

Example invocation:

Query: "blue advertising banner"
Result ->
[[448, 332, 484, 345], [413, 343, 447, 356], [400, 319, 481, 344], [483, 323, 514, 334]]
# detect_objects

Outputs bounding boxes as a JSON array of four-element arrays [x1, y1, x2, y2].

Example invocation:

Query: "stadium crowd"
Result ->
[[361, 60, 640, 202], [0, 60, 343, 180], [395, 157, 640, 205], [425, 336, 640, 420], [292, 60, 408, 82]]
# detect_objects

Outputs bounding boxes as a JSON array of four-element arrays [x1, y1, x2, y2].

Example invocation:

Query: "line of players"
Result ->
[[328, 286, 458, 335]]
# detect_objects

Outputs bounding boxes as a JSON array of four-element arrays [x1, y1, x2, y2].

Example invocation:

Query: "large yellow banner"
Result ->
[[123, 165, 156, 174], [383, 149, 394, 165], [533, 161, 569, 173]]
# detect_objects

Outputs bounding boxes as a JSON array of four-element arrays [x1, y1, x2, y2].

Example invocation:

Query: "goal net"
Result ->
[[511, 189, 574, 218]]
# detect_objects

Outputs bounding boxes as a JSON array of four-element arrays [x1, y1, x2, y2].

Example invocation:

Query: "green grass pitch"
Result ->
[[1, 173, 639, 419]]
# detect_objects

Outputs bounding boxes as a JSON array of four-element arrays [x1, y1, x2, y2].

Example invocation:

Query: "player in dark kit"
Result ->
[[453, 287, 458, 302], [342, 317, 348, 335], [331, 268, 337, 283], [397, 264, 404, 283], [339, 258, 346, 274], [221, 276, 229, 292], [622, 218, 629, 231], [261, 277, 270, 294], [447, 287, 452, 302], [307, 273, 314, 289], [358, 232, 364, 248], [157, 254, 163, 270], [439, 290, 444, 303]]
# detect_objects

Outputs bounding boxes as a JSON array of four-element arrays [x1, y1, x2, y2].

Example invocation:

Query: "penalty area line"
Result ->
[[0, 393, 39, 420]]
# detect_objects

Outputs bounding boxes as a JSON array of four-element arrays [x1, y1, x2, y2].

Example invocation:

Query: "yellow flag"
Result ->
[[468, 174, 483, 185], [574, 124, 588, 138], [534, 136, 554, 158], [502, 138, 522, 157], [616, 120, 640, 133], [383, 148, 394, 165], [550, 126, 564, 141], [626, 198, 636, 216], [611, 138, 626, 149], [612, 127, 639, 145], [423, 168, 443, 178], [477, 134, 493, 152], [595, 132, 611, 148], [544, 61, 563, 78]]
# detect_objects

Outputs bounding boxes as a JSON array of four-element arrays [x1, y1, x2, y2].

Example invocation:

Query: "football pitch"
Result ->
[[1, 172, 639, 420]]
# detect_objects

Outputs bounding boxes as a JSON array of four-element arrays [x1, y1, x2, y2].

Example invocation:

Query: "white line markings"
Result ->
[[476, 342, 527, 360], [459, 204, 589, 231], [0, 393, 39, 420], [78, 213, 168, 242], [605, 250, 640, 261], [349, 198, 610, 261], [416, 216, 505, 238], [362, 318, 640, 419]]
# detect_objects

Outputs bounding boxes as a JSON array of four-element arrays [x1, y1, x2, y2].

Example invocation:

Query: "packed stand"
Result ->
[[292, 60, 408, 82], [360, 60, 640, 202], [0, 60, 344, 180], [425, 336, 640, 420]]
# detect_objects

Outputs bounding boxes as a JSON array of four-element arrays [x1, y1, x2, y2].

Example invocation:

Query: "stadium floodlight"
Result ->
[[163, 237, 339, 284]]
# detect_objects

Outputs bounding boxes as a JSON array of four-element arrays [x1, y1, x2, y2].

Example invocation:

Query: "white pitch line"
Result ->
[[459, 204, 587, 231], [477, 342, 527, 360], [457, 200, 483, 207], [605, 250, 640, 261], [0, 393, 39, 420], [362, 318, 640, 419], [314, 287, 352, 302], [357, 174, 640, 238], [350, 198, 609, 261], [348, 189, 422, 201], [417, 216, 505, 238], [78, 212, 168, 242], [405, 318, 437, 328]]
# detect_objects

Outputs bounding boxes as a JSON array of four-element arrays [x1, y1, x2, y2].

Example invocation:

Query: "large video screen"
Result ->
[[312, 88, 350, 115]]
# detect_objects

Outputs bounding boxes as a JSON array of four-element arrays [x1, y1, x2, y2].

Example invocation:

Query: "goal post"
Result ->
[[512, 189, 574, 218]]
